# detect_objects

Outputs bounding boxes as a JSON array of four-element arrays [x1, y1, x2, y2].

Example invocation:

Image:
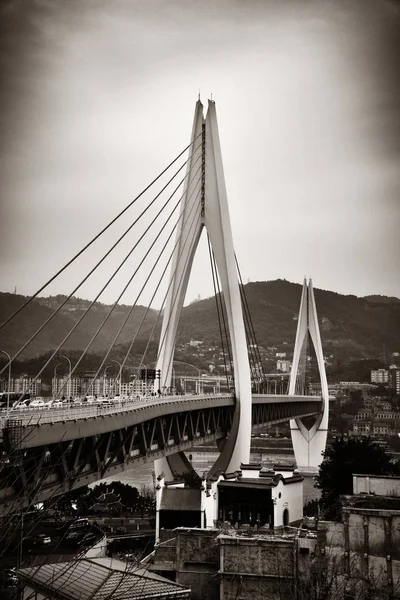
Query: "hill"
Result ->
[[178, 280, 400, 361], [0, 293, 158, 359], [0, 281, 399, 366]]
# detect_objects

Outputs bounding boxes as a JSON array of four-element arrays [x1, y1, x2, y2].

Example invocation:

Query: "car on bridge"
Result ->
[[29, 398, 51, 409], [49, 399, 65, 408], [11, 399, 32, 410]]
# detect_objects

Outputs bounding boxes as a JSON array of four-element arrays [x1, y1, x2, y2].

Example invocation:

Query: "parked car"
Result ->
[[32, 533, 51, 544], [0, 568, 18, 588], [69, 518, 90, 530], [24, 533, 51, 552]]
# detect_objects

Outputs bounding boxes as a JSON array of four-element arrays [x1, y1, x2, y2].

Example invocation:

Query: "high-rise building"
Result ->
[[389, 369, 400, 394], [52, 376, 83, 399], [8, 376, 42, 397], [370, 369, 389, 384]]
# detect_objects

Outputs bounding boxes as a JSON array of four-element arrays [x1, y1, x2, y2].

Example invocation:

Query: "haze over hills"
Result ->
[[178, 280, 400, 362], [0, 293, 158, 359], [0, 280, 399, 366]]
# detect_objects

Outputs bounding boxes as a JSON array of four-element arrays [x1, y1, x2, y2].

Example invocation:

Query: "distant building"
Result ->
[[277, 359, 291, 373], [389, 368, 400, 394], [354, 409, 372, 420], [373, 422, 393, 436], [352, 421, 371, 436], [370, 369, 389, 384], [120, 379, 152, 397], [52, 376, 82, 399], [8, 376, 41, 397]]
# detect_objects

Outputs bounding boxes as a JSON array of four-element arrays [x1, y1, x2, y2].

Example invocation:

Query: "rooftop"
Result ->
[[18, 557, 191, 600]]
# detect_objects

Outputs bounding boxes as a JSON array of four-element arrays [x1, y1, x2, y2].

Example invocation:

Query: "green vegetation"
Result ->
[[315, 437, 400, 521], [49, 481, 155, 517]]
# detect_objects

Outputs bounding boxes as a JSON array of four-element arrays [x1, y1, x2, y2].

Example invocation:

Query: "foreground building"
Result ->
[[148, 473, 400, 599], [18, 557, 191, 600], [148, 526, 318, 600], [318, 474, 400, 599], [156, 464, 303, 537]]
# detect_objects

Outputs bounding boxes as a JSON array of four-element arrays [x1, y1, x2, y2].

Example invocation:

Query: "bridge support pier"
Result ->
[[289, 279, 329, 472]]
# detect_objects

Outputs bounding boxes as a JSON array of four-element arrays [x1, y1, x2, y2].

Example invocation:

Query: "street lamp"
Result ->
[[53, 362, 62, 399], [103, 364, 113, 397], [112, 360, 123, 396], [211, 368, 221, 394], [172, 367, 175, 394], [0, 350, 11, 417], [60, 355, 72, 399]]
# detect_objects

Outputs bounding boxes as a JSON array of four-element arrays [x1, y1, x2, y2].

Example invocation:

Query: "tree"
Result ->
[[315, 437, 398, 521]]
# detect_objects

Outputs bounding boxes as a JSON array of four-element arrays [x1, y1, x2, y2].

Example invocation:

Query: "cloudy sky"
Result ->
[[1, 0, 400, 307]]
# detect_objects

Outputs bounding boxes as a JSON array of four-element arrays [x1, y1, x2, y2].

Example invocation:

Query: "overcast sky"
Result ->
[[1, 0, 400, 307]]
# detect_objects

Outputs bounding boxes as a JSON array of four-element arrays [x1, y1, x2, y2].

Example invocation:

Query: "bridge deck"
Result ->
[[0, 393, 322, 513], [0, 393, 321, 427]]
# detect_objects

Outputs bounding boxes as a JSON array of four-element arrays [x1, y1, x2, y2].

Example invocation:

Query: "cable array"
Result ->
[[235, 255, 266, 391], [206, 234, 234, 391], [0, 140, 202, 401], [0, 136, 204, 571]]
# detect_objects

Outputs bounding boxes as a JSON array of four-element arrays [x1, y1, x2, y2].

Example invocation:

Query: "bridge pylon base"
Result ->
[[290, 417, 327, 473], [289, 279, 329, 473]]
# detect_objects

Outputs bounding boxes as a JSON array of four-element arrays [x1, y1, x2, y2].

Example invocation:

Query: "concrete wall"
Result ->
[[219, 535, 295, 600], [175, 529, 220, 600], [320, 507, 400, 597], [202, 479, 219, 528], [272, 478, 303, 527], [353, 474, 400, 497]]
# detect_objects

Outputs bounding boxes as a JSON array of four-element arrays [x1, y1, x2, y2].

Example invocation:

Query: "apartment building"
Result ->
[[370, 369, 389, 384], [8, 376, 42, 397]]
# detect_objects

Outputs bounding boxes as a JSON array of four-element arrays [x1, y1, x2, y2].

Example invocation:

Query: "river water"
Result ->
[[94, 448, 320, 506]]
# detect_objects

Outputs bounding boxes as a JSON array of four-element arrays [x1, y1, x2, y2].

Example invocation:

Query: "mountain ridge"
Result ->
[[0, 280, 399, 362]]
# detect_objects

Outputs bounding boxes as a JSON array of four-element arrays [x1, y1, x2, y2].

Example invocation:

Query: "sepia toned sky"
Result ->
[[1, 0, 400, 306]]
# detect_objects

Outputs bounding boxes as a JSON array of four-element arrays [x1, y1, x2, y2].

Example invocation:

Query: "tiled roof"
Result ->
[[19, 557, 190, 599]]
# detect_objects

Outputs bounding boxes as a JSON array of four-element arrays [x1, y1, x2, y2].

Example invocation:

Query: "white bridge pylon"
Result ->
[[155, 100, 252, 478], [289, 279, 329, 472]]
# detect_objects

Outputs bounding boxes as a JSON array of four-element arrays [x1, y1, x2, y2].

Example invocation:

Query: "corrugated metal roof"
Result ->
[[160, 488, 201, 511], [19, 557, 190, 599]]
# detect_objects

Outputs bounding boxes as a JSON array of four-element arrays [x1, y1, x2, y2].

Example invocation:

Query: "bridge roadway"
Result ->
[[0, 393, 322, 514]]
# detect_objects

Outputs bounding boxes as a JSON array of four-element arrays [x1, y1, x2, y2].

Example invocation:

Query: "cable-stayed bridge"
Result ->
[[0, 99, 329, 514], [0, 393, 321, 513]]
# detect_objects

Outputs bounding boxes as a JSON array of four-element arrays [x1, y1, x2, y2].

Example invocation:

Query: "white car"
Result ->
[[29, 399, 50, 409], [12, 400, 31, 410], [50, 400, 64, 408]]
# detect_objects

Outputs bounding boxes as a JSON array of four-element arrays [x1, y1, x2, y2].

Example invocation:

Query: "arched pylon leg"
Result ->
[[154, 100, 252, 484], [289, 279, 329, 472]]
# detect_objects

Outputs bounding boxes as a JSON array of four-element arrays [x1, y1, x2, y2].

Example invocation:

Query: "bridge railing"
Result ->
[[0, 393, 232, 427]]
